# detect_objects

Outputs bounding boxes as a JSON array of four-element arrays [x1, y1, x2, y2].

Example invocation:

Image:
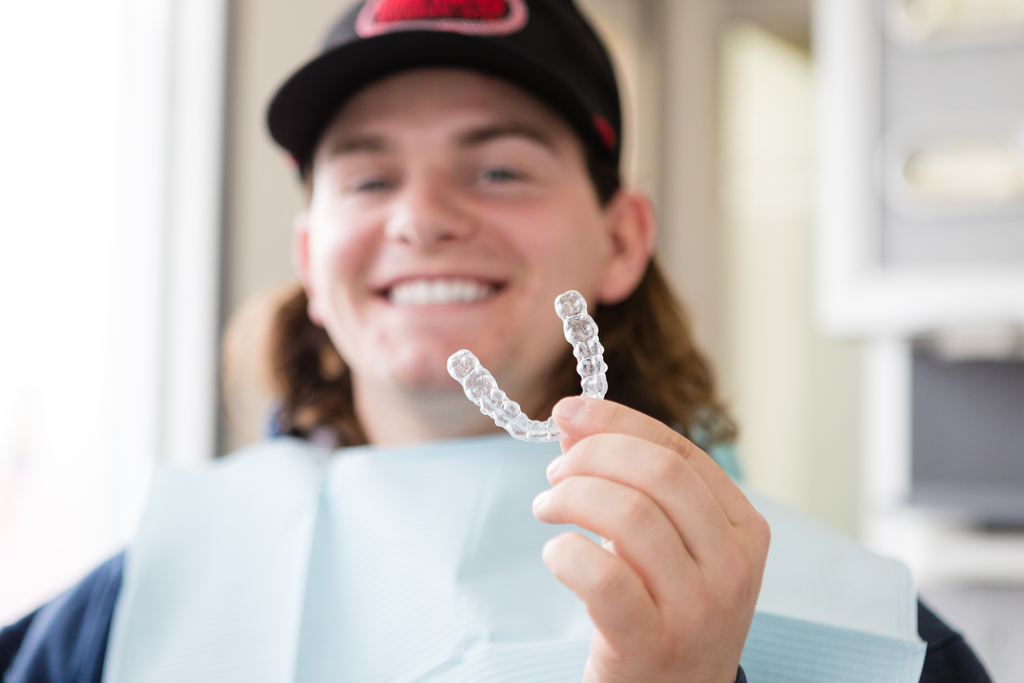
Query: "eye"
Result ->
[[478, 166, 525, 184], [349, 175, 394, 193]]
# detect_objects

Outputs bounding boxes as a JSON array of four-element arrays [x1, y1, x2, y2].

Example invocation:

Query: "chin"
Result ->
[[397, 369, 463, 394], [383, 345, 466, 393]]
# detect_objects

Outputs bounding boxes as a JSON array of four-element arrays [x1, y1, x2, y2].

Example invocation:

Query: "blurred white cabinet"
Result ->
[[815, 0, 1024, 335], [816, 0, 1024, 621]]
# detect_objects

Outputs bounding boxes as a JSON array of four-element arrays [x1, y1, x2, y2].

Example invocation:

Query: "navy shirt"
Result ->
[[0, 552, 992, 683], [1, 554, 122, 683]]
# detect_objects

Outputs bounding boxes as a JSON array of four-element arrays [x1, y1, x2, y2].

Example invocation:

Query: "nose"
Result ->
[[384, 174, 474, 248]]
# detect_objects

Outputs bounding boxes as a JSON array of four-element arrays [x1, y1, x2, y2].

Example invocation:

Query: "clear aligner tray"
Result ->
[[447, 290, 607, 442]]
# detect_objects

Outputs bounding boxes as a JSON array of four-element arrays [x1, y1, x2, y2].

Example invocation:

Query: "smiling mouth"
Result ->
[[387, 278, 500, 307]]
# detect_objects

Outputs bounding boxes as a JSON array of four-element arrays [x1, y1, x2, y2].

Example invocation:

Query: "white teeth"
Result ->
[[389, 278, 496, 306]]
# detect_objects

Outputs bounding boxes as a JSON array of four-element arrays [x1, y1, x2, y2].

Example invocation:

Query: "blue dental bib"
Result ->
[[103, 435, 924, 683]]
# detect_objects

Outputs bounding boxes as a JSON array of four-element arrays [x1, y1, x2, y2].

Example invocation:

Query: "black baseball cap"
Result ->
[[266, 0, 622, 176]]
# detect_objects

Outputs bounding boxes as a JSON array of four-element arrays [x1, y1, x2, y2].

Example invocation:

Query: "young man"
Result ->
[[0, 1, 992, 682]]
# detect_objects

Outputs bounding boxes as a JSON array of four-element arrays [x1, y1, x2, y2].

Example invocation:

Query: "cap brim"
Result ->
[[267, 31, 611, 172]]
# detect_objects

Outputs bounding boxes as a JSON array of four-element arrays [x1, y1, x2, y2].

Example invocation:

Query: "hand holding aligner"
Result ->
[[447, 290, 607, 443]]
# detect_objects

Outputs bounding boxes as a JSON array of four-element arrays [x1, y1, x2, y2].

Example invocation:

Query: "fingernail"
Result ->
[[532, 490, 551, 513], [546, 455, 564, 480], [553, 397, 586, 421]]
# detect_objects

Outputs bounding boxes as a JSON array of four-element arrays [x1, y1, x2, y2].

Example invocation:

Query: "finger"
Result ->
[[534, 476, 699, 604], [550, 433, 741, 574], [542, 532, 659, 650], [552, 397, 754, 528]]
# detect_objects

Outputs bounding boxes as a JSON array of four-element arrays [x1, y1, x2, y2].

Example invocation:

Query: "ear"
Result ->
[[596, 190, 657, 305], [292, 210, 324, 326]]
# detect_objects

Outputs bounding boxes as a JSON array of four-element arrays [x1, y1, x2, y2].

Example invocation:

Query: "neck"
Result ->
[[352, 376, 501, 446]]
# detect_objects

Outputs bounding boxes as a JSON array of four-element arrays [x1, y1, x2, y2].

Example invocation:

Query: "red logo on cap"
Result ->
[[356, 0, 528, 37], [592, 113, 617, 151]]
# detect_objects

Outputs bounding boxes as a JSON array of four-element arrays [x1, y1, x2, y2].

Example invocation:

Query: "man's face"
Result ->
[[298, 68, 628, 413]]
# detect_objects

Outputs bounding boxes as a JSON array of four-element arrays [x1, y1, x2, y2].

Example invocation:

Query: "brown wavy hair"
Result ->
[[261, 152, 736, 449]]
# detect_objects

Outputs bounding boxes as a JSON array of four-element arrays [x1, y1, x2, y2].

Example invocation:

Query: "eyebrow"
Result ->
[[457, 124, 558, 153], [324, 134, 390, 158], [322, 123, 559, 160]]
